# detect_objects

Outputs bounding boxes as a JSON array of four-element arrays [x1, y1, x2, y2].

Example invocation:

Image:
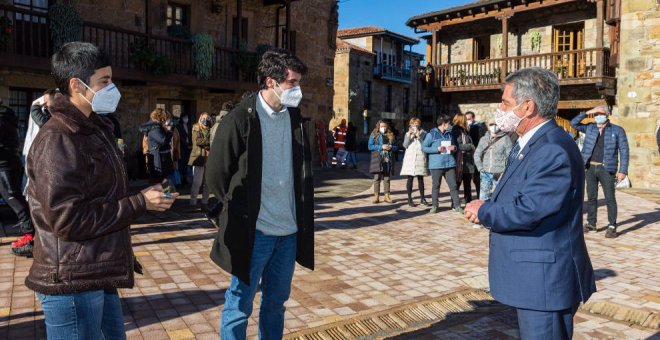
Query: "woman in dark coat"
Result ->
[[368, 120, 397, 203], [452, 113, 476, 204], [140, 108, 173, 183]]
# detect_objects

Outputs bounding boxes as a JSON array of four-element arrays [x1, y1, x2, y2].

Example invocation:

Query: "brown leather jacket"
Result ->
[[25, 94, 147, 295]]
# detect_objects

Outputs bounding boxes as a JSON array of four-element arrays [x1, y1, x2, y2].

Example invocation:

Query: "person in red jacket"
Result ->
[[332, 119, 348, 167]]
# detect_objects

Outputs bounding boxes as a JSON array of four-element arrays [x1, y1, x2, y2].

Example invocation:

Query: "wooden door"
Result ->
[[553, 24, 585, 78]]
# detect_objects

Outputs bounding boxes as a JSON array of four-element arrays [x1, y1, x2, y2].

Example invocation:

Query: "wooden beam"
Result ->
[[501, 14, 509, 82], [596, 0, 604, 76], [416, 0, 577, 31], [557, 99, 607, 109]]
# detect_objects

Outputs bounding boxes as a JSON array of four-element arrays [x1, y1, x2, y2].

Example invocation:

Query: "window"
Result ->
[[472, 36, 491, 61], [385, 85, 392, 112], [167, 3, 189, 28], [553, 23, 585, 77], [403, 88, 409, 113], [232, 17, 248, 49], [13, 0, 49, 20], [363, 81, 371, 110], [9, 88, 44, 147]]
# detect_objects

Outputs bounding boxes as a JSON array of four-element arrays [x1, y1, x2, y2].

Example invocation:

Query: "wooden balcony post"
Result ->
[[498, 13, 512, 82], [431, 29, 438, 65], [596, 0, 604, 76]]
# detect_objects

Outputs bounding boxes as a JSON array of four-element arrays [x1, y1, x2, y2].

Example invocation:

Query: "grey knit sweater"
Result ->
[[474, 131, 513, 174]]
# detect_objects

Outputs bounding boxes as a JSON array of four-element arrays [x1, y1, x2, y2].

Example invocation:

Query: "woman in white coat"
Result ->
[[400, 117, 430, 207]]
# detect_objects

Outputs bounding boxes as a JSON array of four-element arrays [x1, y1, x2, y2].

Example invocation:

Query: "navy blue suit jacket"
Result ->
[[478, 120, 596, 311]]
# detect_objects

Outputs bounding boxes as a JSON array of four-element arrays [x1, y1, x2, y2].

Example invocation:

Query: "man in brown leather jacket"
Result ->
[[25, 42, 177, 339]]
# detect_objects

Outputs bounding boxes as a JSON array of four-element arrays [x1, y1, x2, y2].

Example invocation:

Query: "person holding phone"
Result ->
[[368, 120, 397, 203], [400, 117, 429, 207], [24, 42, 178, 339]]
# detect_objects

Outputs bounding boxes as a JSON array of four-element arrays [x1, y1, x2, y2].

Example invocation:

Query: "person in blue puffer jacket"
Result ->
[[422, 114, 461, 213], [570, 105, 629, 238]]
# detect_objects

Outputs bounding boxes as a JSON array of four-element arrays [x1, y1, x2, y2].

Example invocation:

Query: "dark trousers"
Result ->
[[0, 167, 33, 233], [457, 171, 477, 203], [406, 175, 425, 200], [585, 164, 617, 227], [517, 306, 577, 340], [430, 168, 460, 210], [373, 173, 390, 194], [472, 171, 480, 200]]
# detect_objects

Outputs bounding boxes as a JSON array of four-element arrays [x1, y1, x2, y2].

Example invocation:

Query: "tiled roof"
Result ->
[[406, 0, 504, 27], [337, 26, 419, 43], [337, 26, 386, 37], [335, 39, 375, 55]]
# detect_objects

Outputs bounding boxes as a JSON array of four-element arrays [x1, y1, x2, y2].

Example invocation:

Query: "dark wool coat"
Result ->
[[205, 93, 314, 284]]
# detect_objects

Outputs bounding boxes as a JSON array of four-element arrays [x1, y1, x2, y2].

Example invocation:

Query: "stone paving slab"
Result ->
[[0, 159, 658, 339]]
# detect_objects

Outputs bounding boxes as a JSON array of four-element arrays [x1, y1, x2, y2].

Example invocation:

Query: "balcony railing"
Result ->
[[0, 4, 256, 85], [373, 63, 412, 83], [433, 48, 615, 90]]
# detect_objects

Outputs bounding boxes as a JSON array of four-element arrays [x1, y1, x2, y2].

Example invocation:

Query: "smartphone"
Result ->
[[162, 180, 176, 198]]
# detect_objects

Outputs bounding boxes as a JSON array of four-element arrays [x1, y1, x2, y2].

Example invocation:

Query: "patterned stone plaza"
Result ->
[[0, 162, 658, 339]]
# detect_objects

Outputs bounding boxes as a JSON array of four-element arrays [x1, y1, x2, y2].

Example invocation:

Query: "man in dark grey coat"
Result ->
[[205, 48, 314, 339]]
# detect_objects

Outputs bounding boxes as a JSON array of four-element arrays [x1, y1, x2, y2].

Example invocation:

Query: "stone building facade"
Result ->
[[333, 27, 423, 143], [408, 0, 659, 188], [0, 0, 337, 177], [616, 0, 660, 188]]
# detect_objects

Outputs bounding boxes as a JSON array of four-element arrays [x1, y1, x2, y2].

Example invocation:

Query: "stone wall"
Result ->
[[0, 0, 337, 169], [616, 0, 660, 189], [439, 2, 604, 63]]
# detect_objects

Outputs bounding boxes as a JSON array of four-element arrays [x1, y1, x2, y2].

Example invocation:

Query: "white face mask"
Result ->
[[488, 125, 498, 134], [275, 82, 303, 108], [77, 79, 121, 115], [379, 127, 386, 134], [494, 104, 523, 133]]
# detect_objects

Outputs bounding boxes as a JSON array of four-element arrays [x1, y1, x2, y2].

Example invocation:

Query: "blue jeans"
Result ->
[[221, 230, 297, 339], [37, 290, 125, 340], [479, 171, 500, 201]]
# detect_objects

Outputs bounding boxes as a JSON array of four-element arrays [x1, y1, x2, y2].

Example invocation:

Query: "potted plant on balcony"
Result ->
[[0, 15, 13, 51], [49, 2, 83, 50], [192, 32, 214, 80], [129, 38, 172, 76], [457, 69, 466, 86], [555, 65, 566, 79], [235, 43, 270, 81], [491, 67, 501, 83]]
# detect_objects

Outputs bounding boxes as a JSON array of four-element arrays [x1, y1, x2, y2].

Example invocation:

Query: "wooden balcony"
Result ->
[[432, 48, 616, 93], [0, 4, 256, 91]]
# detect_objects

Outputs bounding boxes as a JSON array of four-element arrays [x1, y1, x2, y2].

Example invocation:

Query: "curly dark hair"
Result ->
[[257, 48, 308, 90]]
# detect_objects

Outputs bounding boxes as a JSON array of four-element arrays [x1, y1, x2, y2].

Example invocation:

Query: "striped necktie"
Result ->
[[506, 142, 521, 167]]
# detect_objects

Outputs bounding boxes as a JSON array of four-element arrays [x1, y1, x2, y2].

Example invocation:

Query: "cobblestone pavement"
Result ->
[[0, 155, 658, 339]]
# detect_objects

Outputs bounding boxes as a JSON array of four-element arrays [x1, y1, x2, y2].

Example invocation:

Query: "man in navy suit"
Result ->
[[464, 67, 596, 339]]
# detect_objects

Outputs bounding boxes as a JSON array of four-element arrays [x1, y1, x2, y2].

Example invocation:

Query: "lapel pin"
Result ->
[[518, 153, 524, 160]]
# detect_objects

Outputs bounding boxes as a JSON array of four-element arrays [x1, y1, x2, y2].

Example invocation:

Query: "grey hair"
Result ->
[[504, 67, 559, 119]]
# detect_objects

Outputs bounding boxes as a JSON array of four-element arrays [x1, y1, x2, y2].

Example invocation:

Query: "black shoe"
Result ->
[[10, 243, 33, 258], [420, 198, 431, 206], [583, 223, 596, 233], [407, 198, 416, 207], [605, 226, 618, 238]]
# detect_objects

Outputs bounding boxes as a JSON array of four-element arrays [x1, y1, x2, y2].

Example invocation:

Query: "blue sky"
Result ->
[[338, 0, 474, 57]]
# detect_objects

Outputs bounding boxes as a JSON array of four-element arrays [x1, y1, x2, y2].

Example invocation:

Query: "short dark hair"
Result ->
[[436, 114, 451, 126], [257, 48, 307, 90], [51, 42, 111, 96], [465, 111, 475, 119]]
